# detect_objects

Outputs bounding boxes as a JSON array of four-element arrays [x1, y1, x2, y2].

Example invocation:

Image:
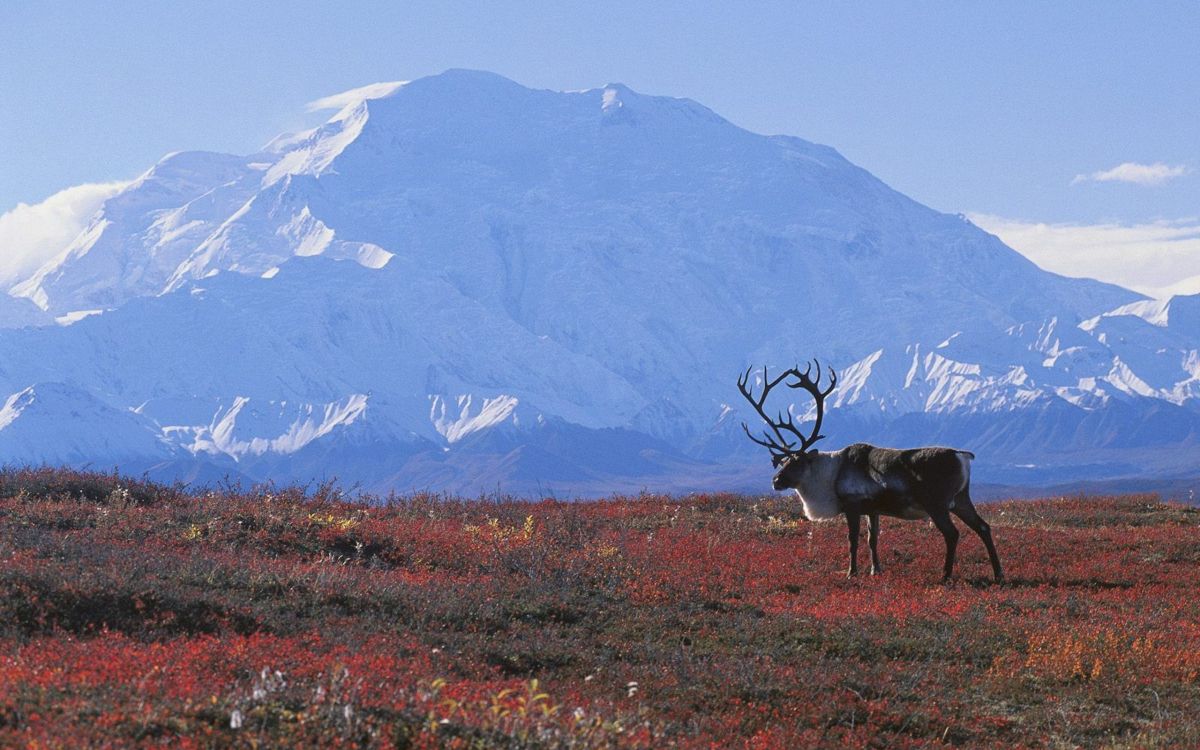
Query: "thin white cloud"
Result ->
[[968, 213, 1200, 299], [0, 181, 129, 288], [1071, 162, 1189, 187], [1156, 273, 1200, 298], [306, 81, 407, 113]]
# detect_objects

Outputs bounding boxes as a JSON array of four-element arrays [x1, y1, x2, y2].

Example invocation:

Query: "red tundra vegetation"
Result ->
[[0, 467, 1197, 748]]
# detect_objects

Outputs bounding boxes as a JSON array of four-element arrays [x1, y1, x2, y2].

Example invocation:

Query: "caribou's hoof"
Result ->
[[846, 569, 858, 579], [869, 566, 882, 576]]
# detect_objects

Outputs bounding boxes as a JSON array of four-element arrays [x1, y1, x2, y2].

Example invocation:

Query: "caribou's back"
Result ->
[[836, 443, 973, 520]]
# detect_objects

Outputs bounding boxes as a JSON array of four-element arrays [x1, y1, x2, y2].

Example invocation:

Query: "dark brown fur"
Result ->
[[776, 443, 1004, 582]]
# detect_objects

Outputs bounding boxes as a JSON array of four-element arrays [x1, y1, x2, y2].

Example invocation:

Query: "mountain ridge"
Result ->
[[0, 70, 1195, 495]]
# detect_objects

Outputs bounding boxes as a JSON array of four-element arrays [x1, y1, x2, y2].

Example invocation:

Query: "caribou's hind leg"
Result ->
[[867, 513, 882, 575], [928, 508, 959, 583], [950, 491, 1004, 582], [845, 512, 861, 577]]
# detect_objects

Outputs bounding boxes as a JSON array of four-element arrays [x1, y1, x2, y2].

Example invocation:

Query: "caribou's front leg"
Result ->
[[845, 512, 861, 577], [867, 513, 882, 575]]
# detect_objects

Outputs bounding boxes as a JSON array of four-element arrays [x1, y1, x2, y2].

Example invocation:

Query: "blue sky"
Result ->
[[2, 1, 1197, 293]]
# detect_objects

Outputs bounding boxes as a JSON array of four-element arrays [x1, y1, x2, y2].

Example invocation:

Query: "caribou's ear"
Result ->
[[771, 455, 785, 468]]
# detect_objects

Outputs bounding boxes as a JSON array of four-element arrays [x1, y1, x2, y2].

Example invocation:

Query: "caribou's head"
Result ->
[[736, 360, 837, 491], [770, 452, 814, 490]]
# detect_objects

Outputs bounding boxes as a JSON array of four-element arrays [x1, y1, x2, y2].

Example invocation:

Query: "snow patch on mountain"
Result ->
[[163, 393, 370, 461], [430, 394, 522, 443], [10, 151, 260, 314], [11, 219, 111, 310], [0, 383, 171, 463], [1101, 298, 1172, 327], [54, 309, 104, 326], [264, 97, 376, 186], [306, 81, 408, 113], [0, 388, 33, 430]]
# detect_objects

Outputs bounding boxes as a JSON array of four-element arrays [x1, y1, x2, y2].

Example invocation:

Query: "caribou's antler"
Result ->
[[737, 360, 838, 458], [736, 365, 817, 459], [785, 360, 837, 450]]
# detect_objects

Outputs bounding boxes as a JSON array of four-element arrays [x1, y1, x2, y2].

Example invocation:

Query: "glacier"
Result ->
[[0, 69, 1197, 495]]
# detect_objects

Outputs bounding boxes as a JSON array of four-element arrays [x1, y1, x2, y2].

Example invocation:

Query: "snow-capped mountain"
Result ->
[[1, 70, 1197, 494]]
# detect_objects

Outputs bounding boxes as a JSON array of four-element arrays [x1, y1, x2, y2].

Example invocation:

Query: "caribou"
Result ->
[[738, 361, 1003, 583]]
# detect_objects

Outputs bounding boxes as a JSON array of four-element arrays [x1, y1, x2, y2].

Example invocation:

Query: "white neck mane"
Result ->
[[793, 450, 843, 521]]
